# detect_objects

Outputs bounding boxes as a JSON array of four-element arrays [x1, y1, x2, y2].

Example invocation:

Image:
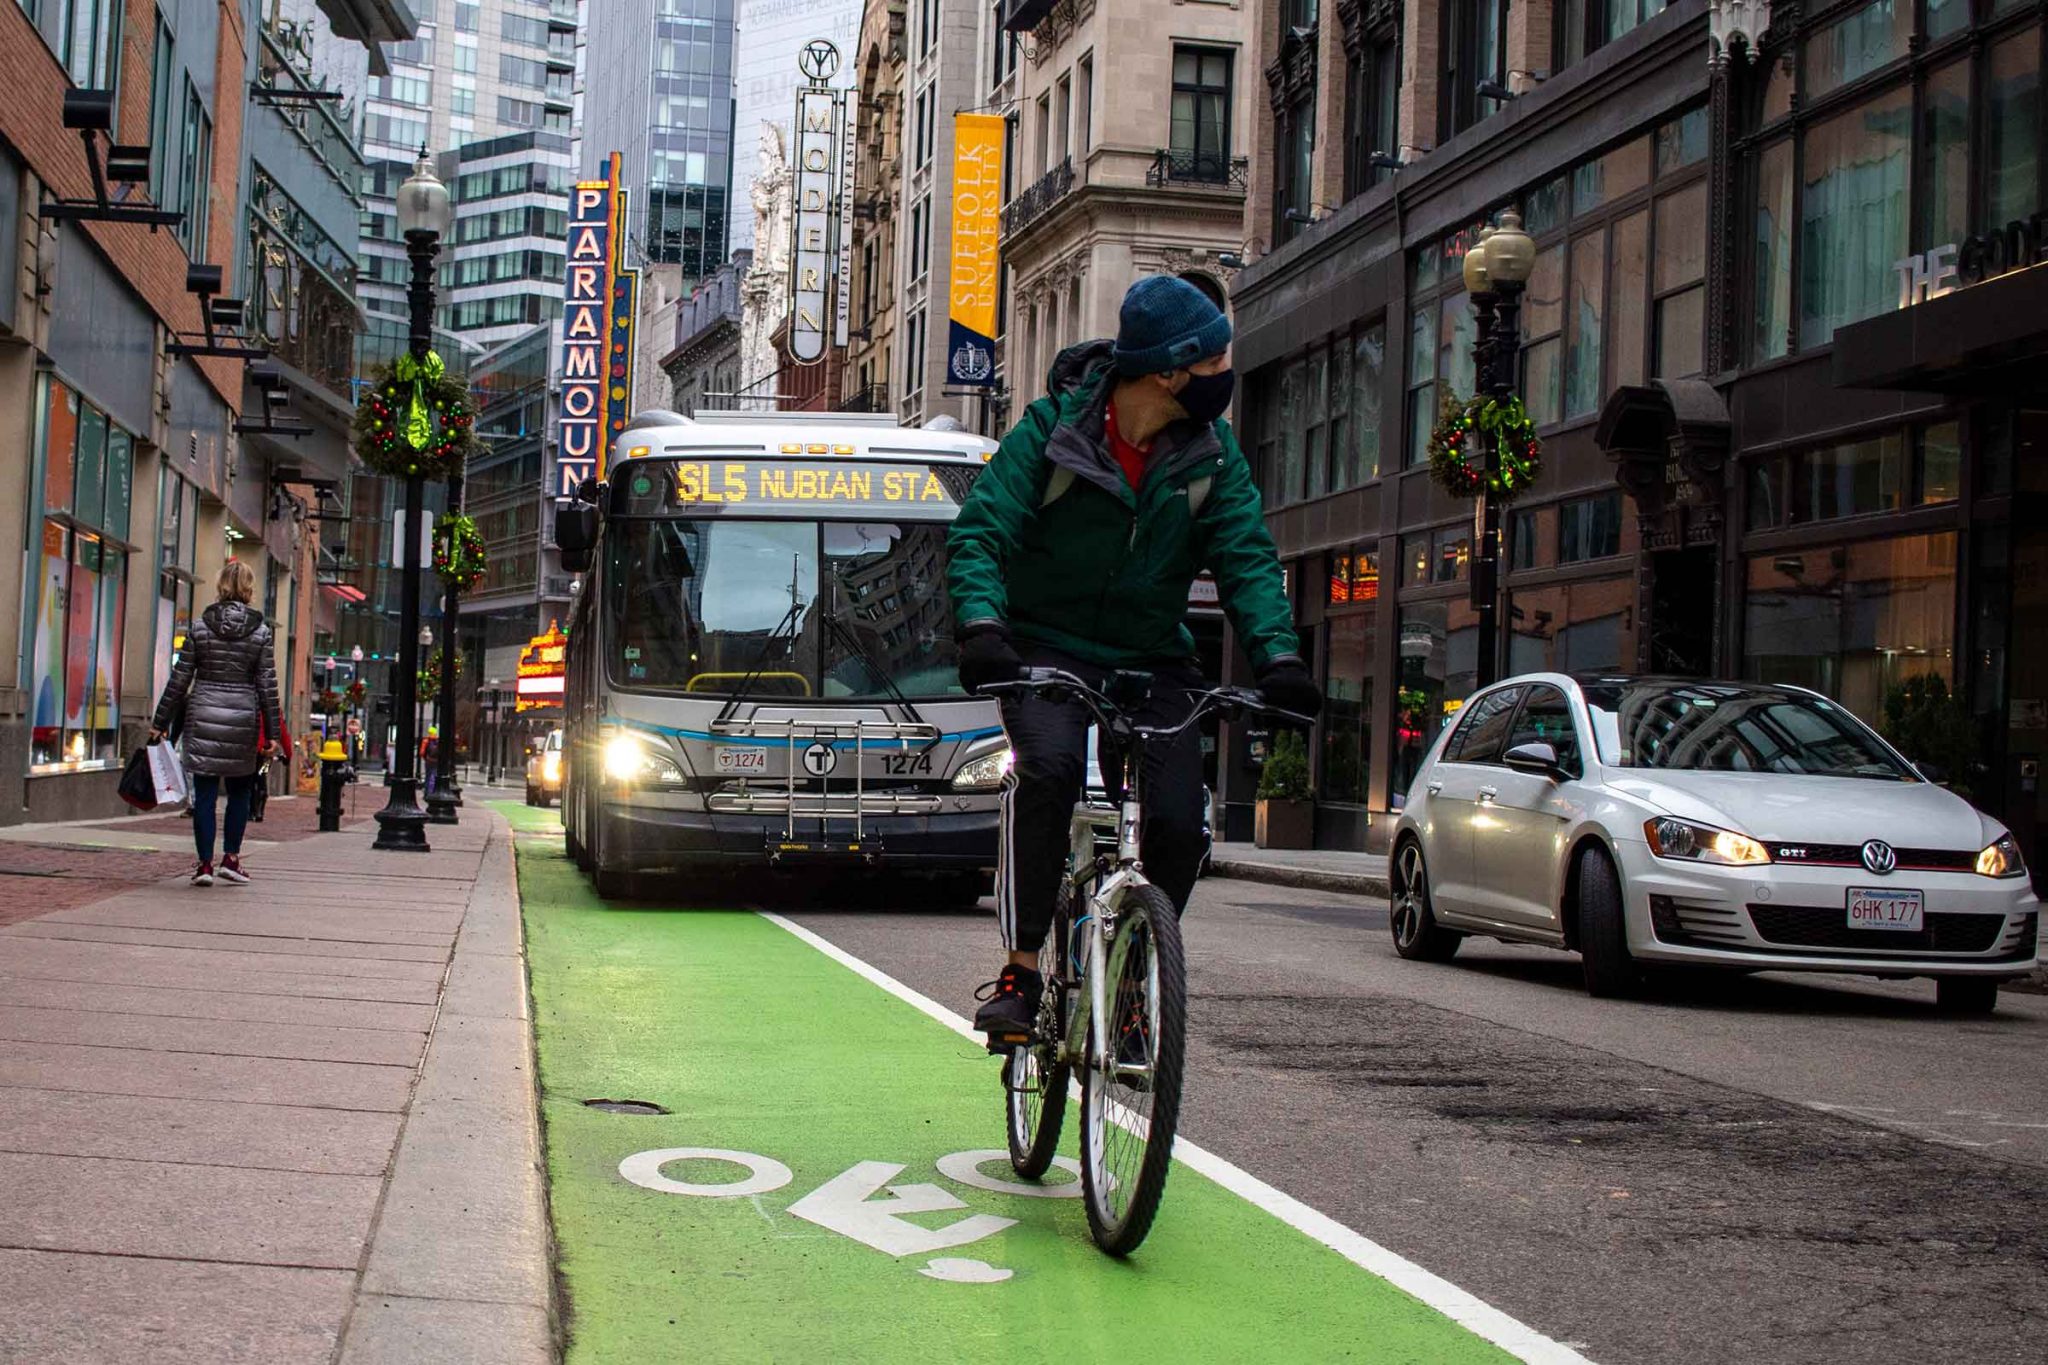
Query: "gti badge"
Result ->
[[1860, 839, 1897, 876]]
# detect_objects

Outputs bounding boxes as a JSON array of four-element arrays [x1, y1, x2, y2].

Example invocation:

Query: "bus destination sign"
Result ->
[[615, 459, 975, 516]]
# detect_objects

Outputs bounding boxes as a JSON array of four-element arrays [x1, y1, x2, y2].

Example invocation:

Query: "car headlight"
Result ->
[[603, 732, 685, 785], [1644, 817, 1770, 866], [1977, 834, 2027, 879], [541, 752, 561, 781], [952, 746, 1014, 791]]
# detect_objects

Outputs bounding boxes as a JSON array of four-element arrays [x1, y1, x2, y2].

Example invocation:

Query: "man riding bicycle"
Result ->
[[948, 275, 1321, 1044]]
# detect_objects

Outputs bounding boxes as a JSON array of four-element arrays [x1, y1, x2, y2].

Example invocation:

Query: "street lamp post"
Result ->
[[1460, 211, 1537, 690], [372, 151, 453, 853]]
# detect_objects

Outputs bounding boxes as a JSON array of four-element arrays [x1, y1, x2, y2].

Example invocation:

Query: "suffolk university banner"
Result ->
[[947, 113, 1005, 387], [558, 152, 638, 495]]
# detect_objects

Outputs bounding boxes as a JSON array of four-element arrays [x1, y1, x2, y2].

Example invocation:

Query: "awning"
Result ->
[[1832, 263, 2048, 397], [322, 582, 368, 604]]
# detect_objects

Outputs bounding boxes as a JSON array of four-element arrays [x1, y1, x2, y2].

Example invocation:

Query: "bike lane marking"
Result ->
[[765, 912, 1595, 1365], [504, 804, 1573, 1363]]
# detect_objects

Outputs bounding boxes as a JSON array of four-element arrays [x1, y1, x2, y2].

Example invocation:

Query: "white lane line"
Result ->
[[759, 911, 1596, 1365]]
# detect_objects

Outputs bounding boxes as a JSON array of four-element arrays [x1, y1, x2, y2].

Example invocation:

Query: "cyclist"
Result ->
[[948, 275, 1321, 1044]]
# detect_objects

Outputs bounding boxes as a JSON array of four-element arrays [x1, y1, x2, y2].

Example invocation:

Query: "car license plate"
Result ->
[[1847, 887, 1924, 932], [715, 746, 768, 775]]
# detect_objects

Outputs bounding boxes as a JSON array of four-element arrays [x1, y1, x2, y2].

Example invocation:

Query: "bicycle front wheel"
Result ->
[[1005, 924, 1070, 1178], [1079, 883, 1186, 1256]]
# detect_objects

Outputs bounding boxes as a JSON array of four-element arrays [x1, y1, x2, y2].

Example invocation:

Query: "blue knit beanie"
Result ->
[[1112, 275, 1232, 377]]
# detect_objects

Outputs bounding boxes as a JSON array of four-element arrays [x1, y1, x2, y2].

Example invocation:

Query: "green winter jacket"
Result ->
[[947, 341, 1301, 672]]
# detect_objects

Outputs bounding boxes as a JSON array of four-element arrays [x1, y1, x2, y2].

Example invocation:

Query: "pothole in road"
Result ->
[[583, 1098, 670, 1115]]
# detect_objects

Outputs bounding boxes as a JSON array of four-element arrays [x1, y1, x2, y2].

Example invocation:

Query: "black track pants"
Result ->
[[995, 645, 1207, 953]]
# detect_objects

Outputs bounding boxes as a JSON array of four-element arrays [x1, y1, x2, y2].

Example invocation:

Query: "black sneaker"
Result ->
[[973, 964, 1043, 1051]]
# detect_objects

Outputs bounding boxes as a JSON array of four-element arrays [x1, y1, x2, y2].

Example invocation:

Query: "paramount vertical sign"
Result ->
[[787, 40, 855, 365], [559, 153, 637, 495]]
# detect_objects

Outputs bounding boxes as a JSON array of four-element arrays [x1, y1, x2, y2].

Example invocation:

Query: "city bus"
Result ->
[[554, 408, 1004, 899]]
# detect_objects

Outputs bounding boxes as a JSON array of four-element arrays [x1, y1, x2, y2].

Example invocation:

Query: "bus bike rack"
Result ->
[[705, 716, 943, 858]]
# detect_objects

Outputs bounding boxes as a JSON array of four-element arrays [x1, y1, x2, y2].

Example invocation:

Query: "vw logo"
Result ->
[[1860, 840, 1897, 876], [802, 741, 838, 778], [798, 39, 841, 83]]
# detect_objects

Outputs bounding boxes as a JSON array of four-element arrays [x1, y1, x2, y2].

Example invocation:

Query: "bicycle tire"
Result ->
[[1004, 909, 1070, 1178], [1079, 882, 1186, 1256]]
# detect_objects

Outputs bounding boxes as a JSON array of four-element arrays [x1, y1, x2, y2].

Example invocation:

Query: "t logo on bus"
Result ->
[[803, 741, 838, 777]]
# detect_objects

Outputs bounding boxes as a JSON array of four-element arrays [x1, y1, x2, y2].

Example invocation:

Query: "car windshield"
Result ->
[[546, 732, 562, 753], [606, 518, 962, 700], [1578, 680, 1916, 780]]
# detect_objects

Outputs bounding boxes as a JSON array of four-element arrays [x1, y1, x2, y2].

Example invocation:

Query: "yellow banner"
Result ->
[[947, 113, 1006, 387]]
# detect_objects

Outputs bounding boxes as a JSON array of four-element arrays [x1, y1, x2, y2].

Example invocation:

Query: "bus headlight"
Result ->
[[952, 746, 1013, 791], [603, 732, 685, 785]]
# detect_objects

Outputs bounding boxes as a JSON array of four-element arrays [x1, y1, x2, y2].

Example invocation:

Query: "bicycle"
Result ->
[[978, 666, 1311, 1255]]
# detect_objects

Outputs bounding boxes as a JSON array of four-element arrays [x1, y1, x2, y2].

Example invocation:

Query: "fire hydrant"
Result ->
[[318, 739, 350, 832]]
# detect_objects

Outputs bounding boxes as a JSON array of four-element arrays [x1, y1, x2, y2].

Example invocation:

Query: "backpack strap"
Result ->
[[1185, 475, 1214, 517], [1040, 465, 1077, 508]]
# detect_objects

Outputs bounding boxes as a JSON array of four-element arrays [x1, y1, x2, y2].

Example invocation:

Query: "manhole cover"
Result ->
[[582, 1098, 669, 1115]]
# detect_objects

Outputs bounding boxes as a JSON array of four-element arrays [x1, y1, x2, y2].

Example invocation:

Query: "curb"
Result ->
[[1210, 857, 1390, 900]]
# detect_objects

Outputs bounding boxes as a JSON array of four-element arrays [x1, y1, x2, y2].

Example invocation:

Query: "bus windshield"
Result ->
[[606, 518, 963, 700]]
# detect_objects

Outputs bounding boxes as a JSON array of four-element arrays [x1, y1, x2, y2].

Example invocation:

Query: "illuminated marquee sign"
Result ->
[[672, 460, 961, 509], [516, 621, 569, 712], [558, 153, 637, 496]]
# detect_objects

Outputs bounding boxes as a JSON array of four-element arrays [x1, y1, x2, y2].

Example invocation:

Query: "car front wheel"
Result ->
[[1389, 840, 1462, 962], [1935, 976, 1999, 1015], [1576, 844, 1639, 998]]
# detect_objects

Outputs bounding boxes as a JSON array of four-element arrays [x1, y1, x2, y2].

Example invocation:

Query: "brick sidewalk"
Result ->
[[0, 808, 552, 1363]]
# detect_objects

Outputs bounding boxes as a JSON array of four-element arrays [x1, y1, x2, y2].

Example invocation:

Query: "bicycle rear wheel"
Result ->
[[1079, 883, 1185, 1256], [1005, 905, 1071, 1178]]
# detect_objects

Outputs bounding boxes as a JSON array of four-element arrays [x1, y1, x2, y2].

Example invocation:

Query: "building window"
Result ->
[[1270, 11, 1319, 243], [1556, 0, 1671, 74], [501, 54, 548, 88], [1744, 5, 2037, 362], [1171, 47, 1232, 180], [1345, 22, 1401, 196], [1508, 576, 1638, 676], [26, 375, 134, 772], [1745, 422, 1961, 531], [1559, 491, 1624, 562], [175, 80, 212, 259], [19, 0, 122, 88], [991, 2, 1017, 84], [915, 87, 934, 169], [1440, 0, 1508, 142], [1077, 55, 1094, 162]]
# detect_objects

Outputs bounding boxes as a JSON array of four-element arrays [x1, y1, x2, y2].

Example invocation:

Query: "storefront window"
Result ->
[[28, 377, 134, 771], [1747, 429, 1921, 529], [1743, 532, 1956, 725], [1320, 611, 1373, 804], [1404, 526, 1472, 585], [1798, 89, 1910, 350], [1919, 422, 1962, 504], [1394, 601, 1477, 803], [1508, 576, 1637, 675]]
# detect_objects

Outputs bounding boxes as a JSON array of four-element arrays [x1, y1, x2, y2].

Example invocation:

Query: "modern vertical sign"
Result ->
[[948, 114, 1005, 387], [786, 39, 855, 365], [558, 152, 637, 495]]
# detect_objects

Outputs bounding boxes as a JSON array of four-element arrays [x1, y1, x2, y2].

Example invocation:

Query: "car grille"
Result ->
[[1764, 842, 1977, 872], [1746, 905, 2012, 954]]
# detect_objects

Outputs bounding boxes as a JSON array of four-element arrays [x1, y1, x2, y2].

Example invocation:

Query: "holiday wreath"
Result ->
[[351, 351, 478, 479], [434, 513, 487, 591], [1425, 392, 1543, 501]]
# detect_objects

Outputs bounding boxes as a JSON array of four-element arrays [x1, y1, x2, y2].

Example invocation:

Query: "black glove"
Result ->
[[1256, 657, 1322, 721], [956, 625, 1024, 694]]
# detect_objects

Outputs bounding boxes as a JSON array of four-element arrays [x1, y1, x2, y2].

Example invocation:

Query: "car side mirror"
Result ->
[[1503, 741, 1564, 779]]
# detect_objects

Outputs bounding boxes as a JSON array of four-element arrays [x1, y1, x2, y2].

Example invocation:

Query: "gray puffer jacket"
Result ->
[[152, 601, 285, 778]]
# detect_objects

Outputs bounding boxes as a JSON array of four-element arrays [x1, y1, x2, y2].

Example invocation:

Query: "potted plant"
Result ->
[[1255, 729, 1315, 850]]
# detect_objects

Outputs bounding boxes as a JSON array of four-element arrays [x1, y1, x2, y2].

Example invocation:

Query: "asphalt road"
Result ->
[[774, 875, 2048, 1365]]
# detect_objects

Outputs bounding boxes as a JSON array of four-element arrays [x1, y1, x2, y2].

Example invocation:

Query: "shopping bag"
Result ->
[[118, 748, 158, 811], [146, 741, 188, 806]]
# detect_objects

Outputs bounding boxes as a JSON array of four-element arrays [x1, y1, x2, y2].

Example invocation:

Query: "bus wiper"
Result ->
[[819, 587, 927, 732], [713, 556, 809, 729]]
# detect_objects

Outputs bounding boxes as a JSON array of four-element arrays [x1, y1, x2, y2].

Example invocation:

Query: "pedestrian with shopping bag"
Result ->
[[149, 561, 284, 886]]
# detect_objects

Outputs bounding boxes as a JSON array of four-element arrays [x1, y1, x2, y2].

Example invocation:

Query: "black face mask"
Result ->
[[1174, 367, 1237, 424]]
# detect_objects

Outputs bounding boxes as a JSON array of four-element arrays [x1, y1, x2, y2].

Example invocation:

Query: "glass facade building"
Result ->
[[583, 0, 738, 279]]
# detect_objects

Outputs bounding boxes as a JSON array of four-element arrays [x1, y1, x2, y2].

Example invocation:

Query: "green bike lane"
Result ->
[[499, 803, 1565, 1363]]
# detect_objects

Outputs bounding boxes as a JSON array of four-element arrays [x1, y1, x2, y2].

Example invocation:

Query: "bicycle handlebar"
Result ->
[[976, 667, 1315, 739]]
